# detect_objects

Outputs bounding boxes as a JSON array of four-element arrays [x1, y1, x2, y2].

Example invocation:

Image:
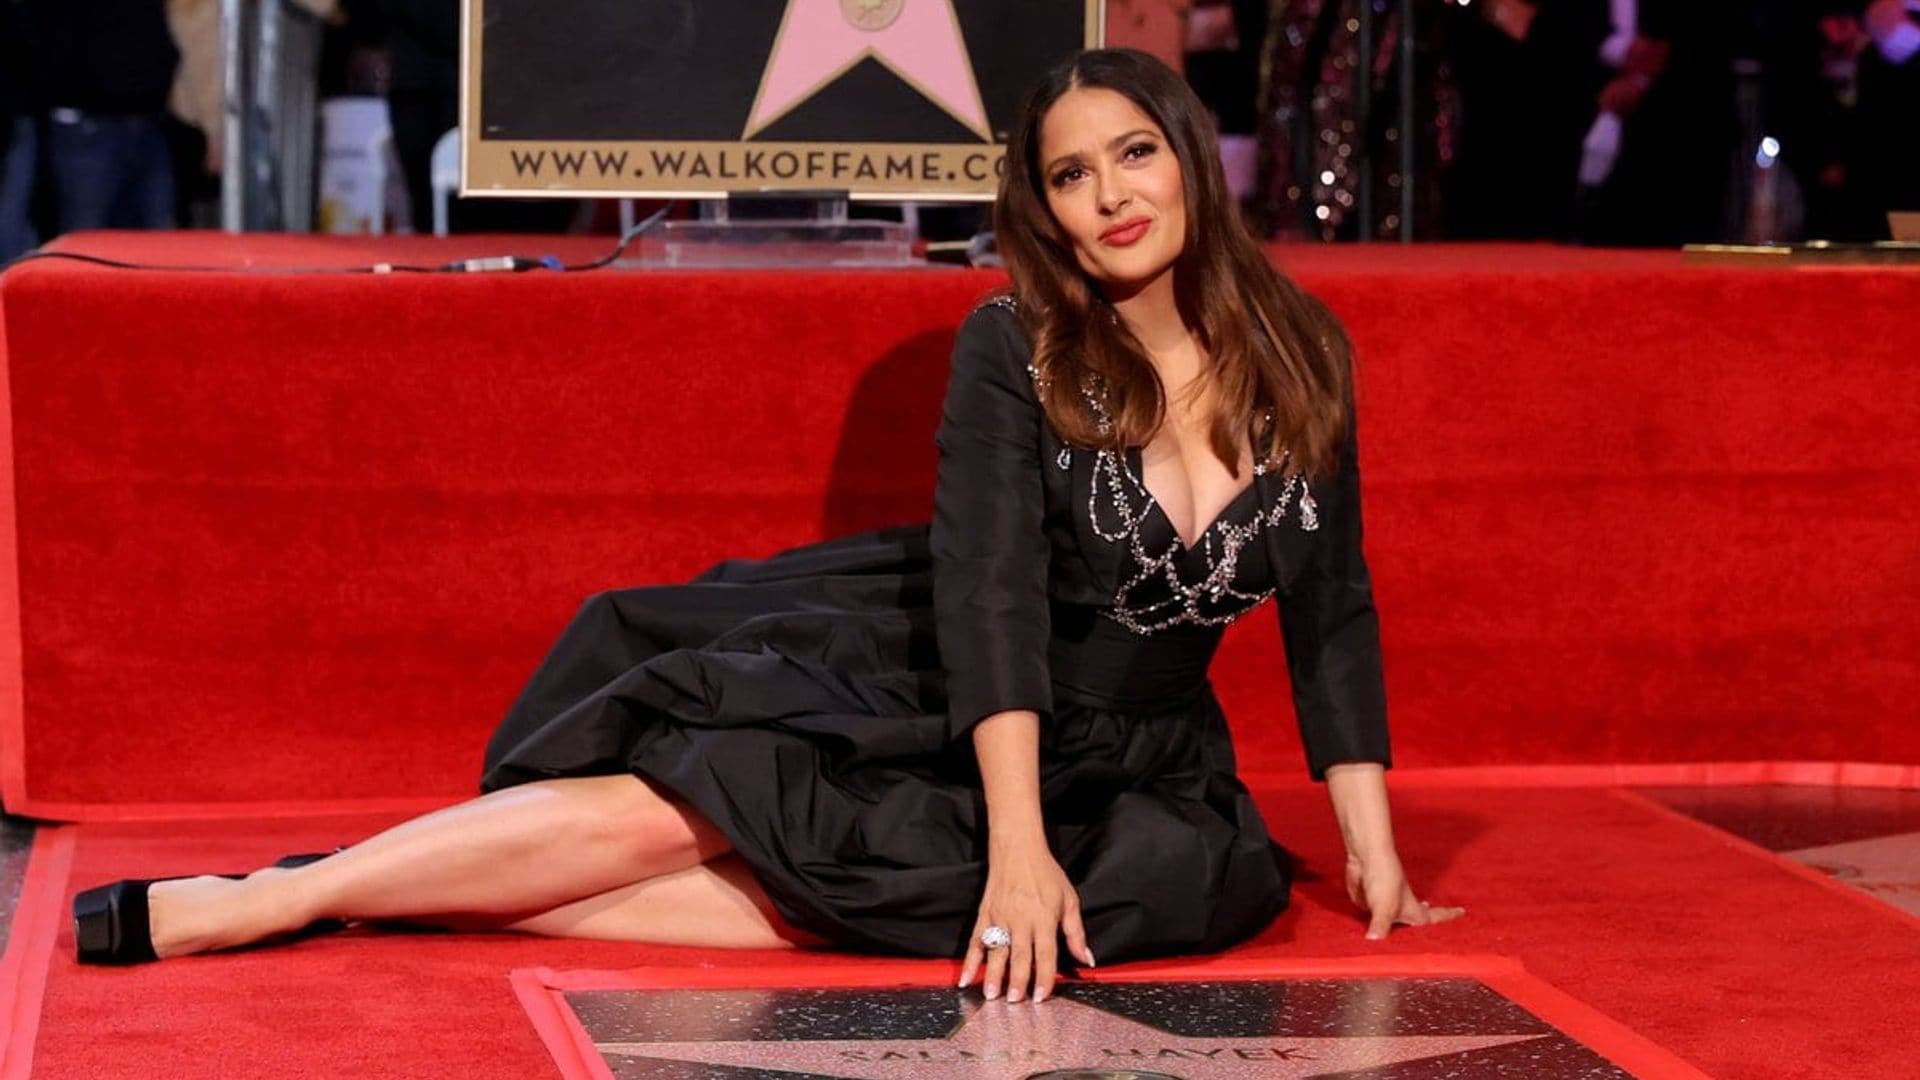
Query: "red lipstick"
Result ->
[[1099, 216, 1151, 247]]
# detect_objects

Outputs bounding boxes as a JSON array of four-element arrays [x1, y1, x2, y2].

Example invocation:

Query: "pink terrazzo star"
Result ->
[[746, 0, 990, 139]]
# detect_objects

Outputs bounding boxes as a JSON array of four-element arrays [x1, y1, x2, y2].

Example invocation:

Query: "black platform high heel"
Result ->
[[72, 879, 167, 964], [73, 849, 344, 965]]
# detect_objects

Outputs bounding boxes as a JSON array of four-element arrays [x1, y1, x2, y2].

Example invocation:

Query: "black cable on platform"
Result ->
[[0, 201, 677, 277], [0, 250, 446, 274], [554, 201, 676, 271]]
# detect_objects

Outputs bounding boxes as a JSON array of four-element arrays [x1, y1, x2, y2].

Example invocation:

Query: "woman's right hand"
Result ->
[[958, 835, 1095, 1003]]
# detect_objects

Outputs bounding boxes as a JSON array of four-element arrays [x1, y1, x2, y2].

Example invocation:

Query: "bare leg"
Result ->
[[147, 774, 728, 959], [427, 855, 826, 950]]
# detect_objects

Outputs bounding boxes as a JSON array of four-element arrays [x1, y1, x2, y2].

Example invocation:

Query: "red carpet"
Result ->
[[3, 784, 1914, 1078], [2, 235, 1916, 818]]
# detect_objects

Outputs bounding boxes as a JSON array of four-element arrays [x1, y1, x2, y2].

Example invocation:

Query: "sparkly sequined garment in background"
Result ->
[[1252, 0, 1461, 240]]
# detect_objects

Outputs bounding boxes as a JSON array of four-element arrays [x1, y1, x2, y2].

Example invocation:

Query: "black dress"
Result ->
[[479, 297, 1393, 963]]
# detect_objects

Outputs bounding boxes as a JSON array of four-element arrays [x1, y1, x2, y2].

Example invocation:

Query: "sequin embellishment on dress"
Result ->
[[978, 295, 1321, 636]]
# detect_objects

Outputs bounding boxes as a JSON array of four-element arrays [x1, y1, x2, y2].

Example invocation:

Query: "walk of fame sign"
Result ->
[[461, 0, 1102, 199], [513, 961, 1708, 1080]]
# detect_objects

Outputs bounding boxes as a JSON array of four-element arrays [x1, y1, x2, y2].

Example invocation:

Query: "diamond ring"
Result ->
[[979, 924, 1011, 950]]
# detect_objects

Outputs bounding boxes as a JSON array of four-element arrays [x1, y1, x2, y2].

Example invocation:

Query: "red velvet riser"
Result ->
[[2, 235, 1915, 814]]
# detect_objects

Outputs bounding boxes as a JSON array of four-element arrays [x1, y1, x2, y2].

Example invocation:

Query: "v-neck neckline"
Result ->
[[1125, 444, 1261, 551]]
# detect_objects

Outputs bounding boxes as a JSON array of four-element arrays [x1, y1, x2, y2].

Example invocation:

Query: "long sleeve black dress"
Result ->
[[479, 296, 1392, 962]]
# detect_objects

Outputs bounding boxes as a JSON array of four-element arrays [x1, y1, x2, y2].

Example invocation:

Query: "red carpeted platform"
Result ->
[[0, 235, 1916, 818], [7, 784, 1918, 1078]]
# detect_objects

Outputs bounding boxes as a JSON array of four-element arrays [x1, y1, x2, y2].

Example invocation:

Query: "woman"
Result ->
[[74, 49, 1463, 1004]]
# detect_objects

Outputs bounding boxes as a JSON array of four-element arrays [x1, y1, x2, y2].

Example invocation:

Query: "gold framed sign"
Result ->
[[461, 1, 1104, 201]]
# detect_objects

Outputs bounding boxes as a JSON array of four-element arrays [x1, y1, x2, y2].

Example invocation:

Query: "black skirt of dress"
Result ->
[[477, 523, 1292, 963]]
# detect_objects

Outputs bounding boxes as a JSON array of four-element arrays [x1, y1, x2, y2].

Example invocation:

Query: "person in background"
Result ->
[[24, 0, 181, 233], [1855, 0, 1920, 227], [1765, 0, 1885, 240], [368, 0, 456, 233], [1251, 0, 1460, 240], [1576, 0, 1741, 247], [373, 0, 574, 233], [1444, 0, 1610, 240], [0, 0, 37, 260], [167, 0, 343, 181], [1107, 0, 1193, 76], [166, 0, 224, 179], [1184, 0, 1265, 204]]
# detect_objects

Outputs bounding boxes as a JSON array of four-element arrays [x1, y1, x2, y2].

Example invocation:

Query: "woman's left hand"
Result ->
[[1344, 850, 1465, 940]]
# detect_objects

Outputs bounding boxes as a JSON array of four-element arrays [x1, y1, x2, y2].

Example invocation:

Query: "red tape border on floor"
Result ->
[[510, 954, 1709, 1080], [1609, 788, 1920, 931], [0, 827, 73, 1080]]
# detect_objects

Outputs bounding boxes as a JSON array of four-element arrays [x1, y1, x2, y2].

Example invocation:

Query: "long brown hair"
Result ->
[[993, 48, 1352, 480]]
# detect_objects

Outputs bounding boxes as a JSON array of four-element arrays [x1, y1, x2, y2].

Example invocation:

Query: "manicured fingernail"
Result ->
[[1034, 990, 1048, 1004], [957, 975, 970, 989], [1008, 990, 1023, 1003], [984, 986, 998, 1000]]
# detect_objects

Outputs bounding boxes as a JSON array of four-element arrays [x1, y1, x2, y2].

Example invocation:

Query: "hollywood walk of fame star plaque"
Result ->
[[510, 957, 1711, 1079], [461, 0, 1102, 200]]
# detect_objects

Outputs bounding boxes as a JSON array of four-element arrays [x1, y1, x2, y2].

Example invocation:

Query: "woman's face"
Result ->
[[1037, 86, 1186, 294]]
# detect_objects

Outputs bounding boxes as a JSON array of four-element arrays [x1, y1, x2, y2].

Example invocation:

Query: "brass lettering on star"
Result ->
[[840, 0, 905, 32], [839, 1048, 1054, 1062], [1101, 1046, 1320, 1061]]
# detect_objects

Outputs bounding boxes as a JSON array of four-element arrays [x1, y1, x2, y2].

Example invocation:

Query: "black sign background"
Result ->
[[476, 0, 1093, 145]]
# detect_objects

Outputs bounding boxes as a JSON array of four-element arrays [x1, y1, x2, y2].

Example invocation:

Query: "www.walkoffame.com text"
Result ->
[[502, 145, 1007, 186]]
